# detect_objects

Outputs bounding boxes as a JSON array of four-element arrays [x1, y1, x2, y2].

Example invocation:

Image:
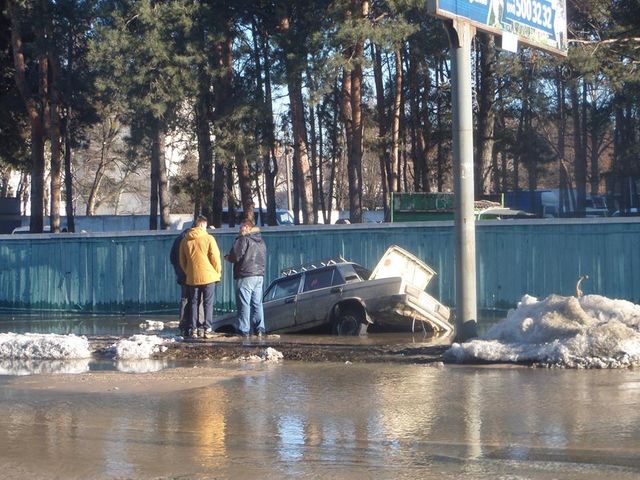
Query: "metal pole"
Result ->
[[445, 20, 478, 341]]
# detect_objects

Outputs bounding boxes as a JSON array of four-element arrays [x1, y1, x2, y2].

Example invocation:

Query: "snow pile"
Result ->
[[238, 347, 284, 363], [164, 321, 180, 329], [116, 359, 168, 373], [0, 359, 90, 376], [114, 335, 171, 359], [139, 320, 165, 331], [264, 347, 284, 362], [446, 294, 640, 368], [0, 333, 91, 359]]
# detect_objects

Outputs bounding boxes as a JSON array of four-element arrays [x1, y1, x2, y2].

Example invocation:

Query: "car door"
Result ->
[[262, 274, 301, 332], [294, 268, 341, 328]]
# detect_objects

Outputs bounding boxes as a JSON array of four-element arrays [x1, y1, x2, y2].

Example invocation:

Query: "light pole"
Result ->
[[445, 19, 478, 341]]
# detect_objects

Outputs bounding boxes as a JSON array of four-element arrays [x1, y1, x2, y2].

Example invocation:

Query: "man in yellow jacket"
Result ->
[[179, 215, 222, 338]]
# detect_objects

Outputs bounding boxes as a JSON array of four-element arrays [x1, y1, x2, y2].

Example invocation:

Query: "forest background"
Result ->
[[1, 0, 639, 232]]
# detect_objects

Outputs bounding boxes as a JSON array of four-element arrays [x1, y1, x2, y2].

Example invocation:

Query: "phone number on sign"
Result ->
[[506, 0, 554, 32]]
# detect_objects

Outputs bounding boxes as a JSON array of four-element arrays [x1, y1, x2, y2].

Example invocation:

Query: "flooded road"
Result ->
[[2, 362, 640, 479]]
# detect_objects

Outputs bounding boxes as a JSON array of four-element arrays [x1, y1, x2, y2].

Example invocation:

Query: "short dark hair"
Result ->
[[195, 215, 208, 227]]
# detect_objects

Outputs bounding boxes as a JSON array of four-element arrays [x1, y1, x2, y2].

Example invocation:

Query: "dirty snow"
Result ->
[[0, 333, 91, 359], [237, 347, 284, 363], [113, 335, 171, 360], [446, 294, 640, 368]]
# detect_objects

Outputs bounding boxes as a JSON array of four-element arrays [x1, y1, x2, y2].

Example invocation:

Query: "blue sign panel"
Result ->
[[430, 0, 567, 55]]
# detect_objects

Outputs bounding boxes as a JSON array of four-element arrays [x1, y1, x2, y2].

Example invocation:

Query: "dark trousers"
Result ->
[[188, 283, 216, 332], [178, 284, 205, 333]]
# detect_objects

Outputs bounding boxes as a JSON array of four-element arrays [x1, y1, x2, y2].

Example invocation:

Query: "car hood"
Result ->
[[369, 245, 436, 291]]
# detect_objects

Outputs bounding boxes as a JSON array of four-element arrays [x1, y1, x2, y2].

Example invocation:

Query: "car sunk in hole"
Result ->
[[211, 245, 453, 336]]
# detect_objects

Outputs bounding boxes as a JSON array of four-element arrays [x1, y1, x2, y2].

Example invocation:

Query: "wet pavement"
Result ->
[[1, 362, 640, 479], [2, 313, 640, 479]]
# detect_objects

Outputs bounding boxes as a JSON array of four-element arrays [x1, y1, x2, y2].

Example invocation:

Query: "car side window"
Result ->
[[267, 275, 301, 301], [303, 269, 334, 292]]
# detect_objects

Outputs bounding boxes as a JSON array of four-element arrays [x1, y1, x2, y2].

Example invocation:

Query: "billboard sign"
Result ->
[[428, 0, 567, 56]]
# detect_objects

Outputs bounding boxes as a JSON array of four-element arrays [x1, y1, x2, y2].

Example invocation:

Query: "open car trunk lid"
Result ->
[[370, 245, 436, 290], [369, 245, 453, 334]]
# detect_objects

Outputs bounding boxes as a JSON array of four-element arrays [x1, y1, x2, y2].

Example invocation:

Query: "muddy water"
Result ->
[[1, 363, 640, 479]]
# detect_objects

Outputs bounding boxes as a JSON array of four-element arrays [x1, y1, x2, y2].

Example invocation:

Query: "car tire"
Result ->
[[333, 311, 368, 336]]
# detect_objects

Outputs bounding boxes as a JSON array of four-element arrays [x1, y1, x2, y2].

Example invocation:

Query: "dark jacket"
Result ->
[[170, 230, 188, 285], [226, 227, 266, 279]]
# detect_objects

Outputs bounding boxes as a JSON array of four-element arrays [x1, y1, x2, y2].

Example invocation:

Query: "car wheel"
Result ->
[[333, 311, 368, 336]]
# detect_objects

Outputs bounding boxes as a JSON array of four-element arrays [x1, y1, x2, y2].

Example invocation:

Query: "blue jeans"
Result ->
[[188, 283, 216, 332], [235, 276, 265, 335]]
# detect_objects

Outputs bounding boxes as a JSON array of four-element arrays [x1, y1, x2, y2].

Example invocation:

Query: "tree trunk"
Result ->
[[307, 98, 320, 223], [556, 68, 568, 214], [225, 164, 236, 227], [87, 122, 110, 216], [570, 78, 586, 216], [286, 68, 315, 224], [157, 127, 171, 229], [236, 154, 253, 219], [317, 100, 327, 222], [589, 86, 600, 196], [195, 65, 214, 223], [0, 169, 10, 197], [408, 39, 431, 193], [45, 10, 62, 233], [349, 16, 365, 223], [211, 30, 234, 227], [254, 19, 277, 226], [391, 47, 402, 193], [149, 134, 159, 230], [475, 34, 496, 195], [436, 59, 445, 192], [62, 115, 75, 232], [372, 43, 390, 219], [338, 0, 367, 223], [327, 83, 340, 223], [8, 0, 46, 232], [211, 160, 225, 227]]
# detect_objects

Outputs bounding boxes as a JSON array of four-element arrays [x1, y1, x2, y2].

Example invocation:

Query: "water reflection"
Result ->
[[0, 358, 90, 376], [115, 359, 169, 373], [0, 314, 178, 337], [1, 364, 640, 479]]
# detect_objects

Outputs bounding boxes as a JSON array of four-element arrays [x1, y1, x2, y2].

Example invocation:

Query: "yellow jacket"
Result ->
[[179, 227, 222, 286]]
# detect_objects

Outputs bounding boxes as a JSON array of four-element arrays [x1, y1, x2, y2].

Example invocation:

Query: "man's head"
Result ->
[[194, 215, 208, 230], [240, 218, 254, 235]]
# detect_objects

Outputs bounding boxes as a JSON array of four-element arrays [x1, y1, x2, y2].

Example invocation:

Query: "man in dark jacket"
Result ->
[[225, 219, 267, 337]]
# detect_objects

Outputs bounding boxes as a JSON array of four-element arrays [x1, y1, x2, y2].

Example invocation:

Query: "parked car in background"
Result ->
[[611, 208, 640, 217], [211, 245, 453, 336], [220, 208, 294, 226]]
